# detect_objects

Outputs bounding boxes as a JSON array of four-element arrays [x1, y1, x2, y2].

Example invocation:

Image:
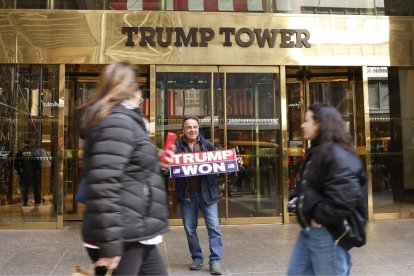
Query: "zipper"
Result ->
[[335, 219, 350, 245], [297, 194, 309, 228], [297, 163, 311, 228]]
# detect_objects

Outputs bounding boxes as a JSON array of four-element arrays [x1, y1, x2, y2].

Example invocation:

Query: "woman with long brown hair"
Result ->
[[287, 103, 367, 276], [80, 61, 171, 275]]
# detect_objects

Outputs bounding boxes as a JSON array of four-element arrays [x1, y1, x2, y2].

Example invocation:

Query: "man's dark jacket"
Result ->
[[81, 105, 169, 258], [295, 143, 367, 250], [175, 134, 219, 205]]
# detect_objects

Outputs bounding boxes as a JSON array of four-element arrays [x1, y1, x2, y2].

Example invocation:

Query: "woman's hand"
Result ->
[[95, 256, 121, 270], [311, 219, 322, 228]]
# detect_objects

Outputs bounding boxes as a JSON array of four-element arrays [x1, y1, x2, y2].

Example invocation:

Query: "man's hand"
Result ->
[[160, 145, 176, 171], [236, 156, 243, 166], [95, 256, 121, 270]]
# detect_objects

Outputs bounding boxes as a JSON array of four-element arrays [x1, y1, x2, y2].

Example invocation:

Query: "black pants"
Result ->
[[19, 173, 41, 205], [86, 243, 168, 276]]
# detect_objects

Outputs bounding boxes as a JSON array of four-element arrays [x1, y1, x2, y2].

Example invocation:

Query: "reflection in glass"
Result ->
[[286, 81, 304, 193], [166, 0, 266, 12], [221, 73, 282, 218], [64, 64, 149, 220], [0, 64, 59, 223], [275, 0, 384, 15], [156, 71, 215, 218], [308, 80, 353, 132], [371, 67, 414, 214]]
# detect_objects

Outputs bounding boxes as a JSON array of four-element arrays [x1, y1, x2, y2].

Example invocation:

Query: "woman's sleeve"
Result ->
[[312, 156, 363, 225], [85, 115, 136, 257]]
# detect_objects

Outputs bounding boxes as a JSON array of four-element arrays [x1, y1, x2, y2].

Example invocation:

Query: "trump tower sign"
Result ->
[[170, 149, 239, 178]]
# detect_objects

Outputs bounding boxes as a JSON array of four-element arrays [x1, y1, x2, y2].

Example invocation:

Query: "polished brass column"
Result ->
[[149, 65, 156, 138], [362, 66, 373, 221], [47, 0, 54, 9], [280, 66, 290, 223]]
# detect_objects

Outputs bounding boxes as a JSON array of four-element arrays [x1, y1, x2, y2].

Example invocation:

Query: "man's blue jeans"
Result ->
[[180, 193, 223, 263], [287, 226, 352, 276]]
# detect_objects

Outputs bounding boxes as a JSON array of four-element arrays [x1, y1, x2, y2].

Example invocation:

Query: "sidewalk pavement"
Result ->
[[0, 219, 413, 275]]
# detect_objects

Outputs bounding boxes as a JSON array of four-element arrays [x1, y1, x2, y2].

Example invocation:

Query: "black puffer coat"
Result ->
[[82, 105, 168, 258], [295, 143, 367, 249]]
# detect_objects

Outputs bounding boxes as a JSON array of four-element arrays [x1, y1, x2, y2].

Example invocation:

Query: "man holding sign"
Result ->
[[175, 115, 224, 275]]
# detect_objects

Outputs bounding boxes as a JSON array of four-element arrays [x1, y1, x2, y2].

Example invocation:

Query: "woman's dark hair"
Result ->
[[309, 103, 354, 153], [306, 103, 356, 182]]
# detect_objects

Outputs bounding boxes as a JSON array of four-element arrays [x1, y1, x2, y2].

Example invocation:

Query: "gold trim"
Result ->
[[280, 66, 290, 224], [156, 66, 218, 73], [149, 65, 156, 138], [223, 72, 229, 218], [362, 66, 374, 221], [0, 222, 59, 229], [220, 217, 283, 225], [373, 212, 414, 220], [210, 72, 214, 145], [219, 66, 279, 73]]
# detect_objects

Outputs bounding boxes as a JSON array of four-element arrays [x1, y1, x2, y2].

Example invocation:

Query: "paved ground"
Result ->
[[0, 219, 413, 275]]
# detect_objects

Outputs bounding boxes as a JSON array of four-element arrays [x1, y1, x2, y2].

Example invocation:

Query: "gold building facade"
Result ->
[[0, 7, 414, 228]]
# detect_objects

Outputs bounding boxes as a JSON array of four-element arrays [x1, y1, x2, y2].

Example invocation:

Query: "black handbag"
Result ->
[[342, 203, 367, 247], [339, 173, 368, 248]]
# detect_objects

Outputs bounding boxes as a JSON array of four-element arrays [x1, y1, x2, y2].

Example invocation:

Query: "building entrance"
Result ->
[[155, 66, 283, 224], [62, 65, 366, 225], [285, 66, 366, 200]]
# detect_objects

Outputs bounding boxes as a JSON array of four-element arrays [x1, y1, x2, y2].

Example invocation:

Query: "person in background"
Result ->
[[175, 115, 223, 275], [79, 61, 173, 275], [287, 103, 366, 276], [14, 138, 43, 206]]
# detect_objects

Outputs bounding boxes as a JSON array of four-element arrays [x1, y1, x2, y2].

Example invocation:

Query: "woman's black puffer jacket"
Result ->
[[82, 105, 169, 258], [296, 143, 367, 249]]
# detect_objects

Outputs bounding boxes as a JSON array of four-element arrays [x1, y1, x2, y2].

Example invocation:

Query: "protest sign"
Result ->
[[170, 149, 239, 178]]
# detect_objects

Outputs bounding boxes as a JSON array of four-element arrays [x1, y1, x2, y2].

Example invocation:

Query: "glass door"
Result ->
[[63, 65, 150, 220], [155, 66, 219, 222], [0, 64, 60, 225], [217, 67, 282, 222], [155, 66, 282, 224], [286, 67, 363, 196]]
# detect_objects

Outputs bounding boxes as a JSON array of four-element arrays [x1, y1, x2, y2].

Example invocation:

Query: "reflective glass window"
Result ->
[[369, 67, 414, 215], [0, 64, 59, 223], [165, 0, 267, 12]]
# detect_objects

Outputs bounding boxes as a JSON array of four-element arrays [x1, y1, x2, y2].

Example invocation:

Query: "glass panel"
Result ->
[[109, 0, 160, 10], [0, 64, 59, 224], [0, 1, 16, 8], [274, 0, 384, 15], [221, 72, 282, 218], [64, 64, 149, 220], [285, 67, 361, 211], [16, 0, 47, 9], [1, 0, 165, 10], [166, 0, 266, 12], [286, 81, 304, 194], [308, 79, 353, 134], [155, 71, 215, 219], [370, 67, 414, 214]]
